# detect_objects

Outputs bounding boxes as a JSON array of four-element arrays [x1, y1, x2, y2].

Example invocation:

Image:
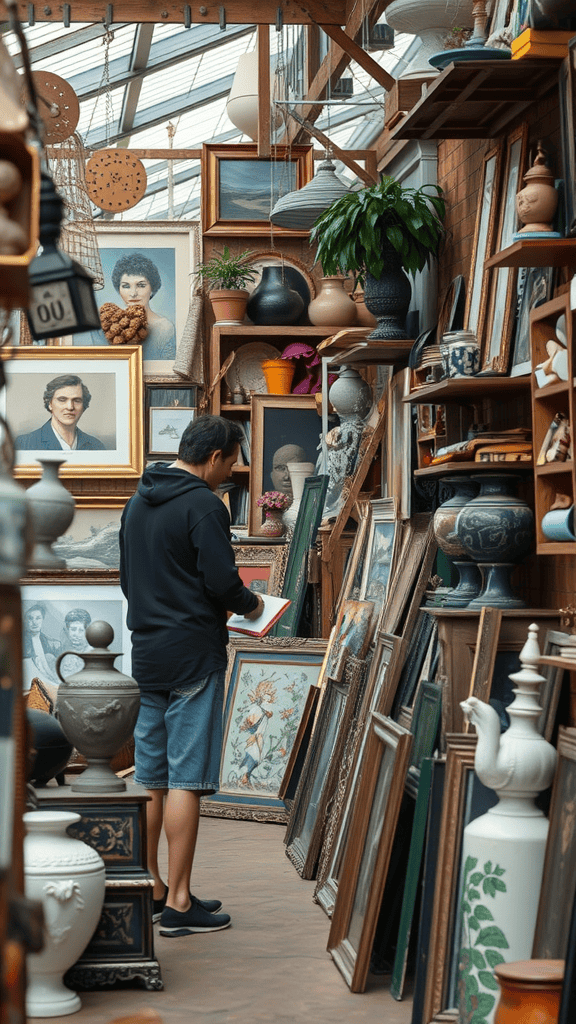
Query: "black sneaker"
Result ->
[[159, 897, 231, 936], [153, 887, 223, 923]]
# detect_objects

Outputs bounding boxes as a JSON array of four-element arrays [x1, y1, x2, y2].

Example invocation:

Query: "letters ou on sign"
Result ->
[[29, 282, 78, 334]]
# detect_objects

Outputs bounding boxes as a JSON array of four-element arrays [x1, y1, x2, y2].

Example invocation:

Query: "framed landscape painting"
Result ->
[[1, 346, 143, 479], [201, 143, 313, 236], [201, 637, 327, 823]]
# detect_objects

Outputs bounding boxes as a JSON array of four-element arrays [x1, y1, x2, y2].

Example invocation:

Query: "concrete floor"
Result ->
[[31, 814, 414, 1024]]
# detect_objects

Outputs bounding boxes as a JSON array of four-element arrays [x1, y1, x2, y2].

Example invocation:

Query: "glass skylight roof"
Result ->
[[2, 16, 414, 221]]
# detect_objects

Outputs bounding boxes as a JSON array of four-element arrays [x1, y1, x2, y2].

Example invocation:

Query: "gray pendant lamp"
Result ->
[[269, 157, 350, 230]]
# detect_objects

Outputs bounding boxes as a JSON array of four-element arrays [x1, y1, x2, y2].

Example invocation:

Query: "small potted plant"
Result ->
[[256, 490, 291, 537], [309, 177, 445, 340], [197, 245, 259, 324]]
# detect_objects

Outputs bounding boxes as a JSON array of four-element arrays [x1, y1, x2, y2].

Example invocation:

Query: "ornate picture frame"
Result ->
[[233, 543, 288, 596], [201, 142, 314, 236], [327, 712, 413, 993], [465, 142, 504, 345], [200, 636, 327, 823], [2, 346, 143, 479], [145, 380, 197, 459]]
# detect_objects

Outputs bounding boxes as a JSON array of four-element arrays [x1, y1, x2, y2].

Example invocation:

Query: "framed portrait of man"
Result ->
[[54, 222, 196, 376], [249, 394, 322, 536], [1, 346, 143, 478]]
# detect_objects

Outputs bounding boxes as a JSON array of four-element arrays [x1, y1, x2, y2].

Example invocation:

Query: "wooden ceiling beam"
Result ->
[[319, 23, 395, 91], [3, 0, 347, 24], [282, 0, 390, 145]]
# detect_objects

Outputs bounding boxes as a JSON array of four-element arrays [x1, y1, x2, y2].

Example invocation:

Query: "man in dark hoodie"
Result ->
[[120, 415, 263, 937]]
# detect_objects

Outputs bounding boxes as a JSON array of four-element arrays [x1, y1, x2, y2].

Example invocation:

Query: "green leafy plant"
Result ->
[[197, 245, 259, 291], [458, 856, 509, 1024], [309, 176, 445, 285]]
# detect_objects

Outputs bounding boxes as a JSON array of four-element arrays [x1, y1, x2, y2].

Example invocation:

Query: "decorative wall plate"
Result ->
[[30, 71, 79, 143], [224, 342, 282, 396], [85, 149, 147, 212]]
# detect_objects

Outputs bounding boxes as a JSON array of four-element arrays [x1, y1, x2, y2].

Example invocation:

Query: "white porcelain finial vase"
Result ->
[[282, 461, 316, 532], [24, 810, 106, 1017], [457, 624, 557, 1024]]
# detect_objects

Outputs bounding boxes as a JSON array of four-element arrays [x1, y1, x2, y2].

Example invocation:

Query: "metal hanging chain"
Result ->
[[84, 27, 115, 147]]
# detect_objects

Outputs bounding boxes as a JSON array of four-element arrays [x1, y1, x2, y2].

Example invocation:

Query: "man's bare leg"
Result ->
[[146, 788, 167, 900], [163, 789, 200, 912]]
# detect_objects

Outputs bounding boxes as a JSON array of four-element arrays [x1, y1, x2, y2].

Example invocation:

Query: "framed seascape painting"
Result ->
[[145, 381, 197, 459], [201, 143, 314, 236], [249, 393, 323, 537], [328, 712, 413, 993], [52, 504, 125, 570], [201, 637, 327, 823], [59, 222, 197, 376], [20, 582, 130, 695], [1, 346, 143, 479]]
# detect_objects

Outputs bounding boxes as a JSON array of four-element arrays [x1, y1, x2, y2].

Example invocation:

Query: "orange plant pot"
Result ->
[[262, 359, 295, 394], [494, 960, 564, 1024]]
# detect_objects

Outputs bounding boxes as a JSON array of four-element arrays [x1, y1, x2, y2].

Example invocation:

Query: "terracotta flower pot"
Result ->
[[262, 359, 295, 394], [209, 289, 249, 324]]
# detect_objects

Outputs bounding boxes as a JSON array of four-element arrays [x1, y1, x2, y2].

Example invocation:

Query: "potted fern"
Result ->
[[309, 177, 445, 339], [197, 245, 258, 324]]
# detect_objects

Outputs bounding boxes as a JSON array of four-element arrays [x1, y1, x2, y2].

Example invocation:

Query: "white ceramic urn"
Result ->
[[24, 810, 106, 1018], [282, 461, 316, 532], [457, 625, 557, 1024]]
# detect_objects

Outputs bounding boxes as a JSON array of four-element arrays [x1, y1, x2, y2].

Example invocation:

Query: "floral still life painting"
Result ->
[[201, 638, 326, 822]]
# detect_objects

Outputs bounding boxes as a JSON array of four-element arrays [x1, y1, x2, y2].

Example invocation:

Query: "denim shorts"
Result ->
[[133, 668, 225, 793]]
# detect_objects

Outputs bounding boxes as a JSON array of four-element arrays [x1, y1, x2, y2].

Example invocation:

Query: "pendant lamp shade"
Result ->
[[269, 158, 350, 230], [226, 50, 283, 142]]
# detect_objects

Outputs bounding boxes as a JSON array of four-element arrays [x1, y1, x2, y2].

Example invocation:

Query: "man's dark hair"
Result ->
[[178, 415, 243, 464], [43, 375, 91, 412], [111, 253, 162, 297], [25, 603, 45, 619], [64, 608, 91, 629]]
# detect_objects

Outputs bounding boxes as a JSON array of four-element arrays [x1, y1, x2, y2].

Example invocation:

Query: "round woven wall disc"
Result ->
[[85, 149, 148, 212], [30, 71, 80, 143]]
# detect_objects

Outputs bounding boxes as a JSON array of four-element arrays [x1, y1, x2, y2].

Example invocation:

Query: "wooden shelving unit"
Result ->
[[389, 59, 559, 141], [414, 459, 533, 478], [405, 375, 531, 404], [530, 292, 576, 554], [485, 238, 576, 269]]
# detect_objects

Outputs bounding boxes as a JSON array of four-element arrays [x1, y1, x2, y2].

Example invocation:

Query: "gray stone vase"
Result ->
[[26, 457, 75, 568], [55, 620, 140, 793]]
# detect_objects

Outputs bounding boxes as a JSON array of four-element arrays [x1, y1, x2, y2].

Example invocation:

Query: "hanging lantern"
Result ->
[[269, 157, 350, 231]]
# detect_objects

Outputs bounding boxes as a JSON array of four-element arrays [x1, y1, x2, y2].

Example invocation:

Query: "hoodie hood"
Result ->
[[137, 462, 209, 507]]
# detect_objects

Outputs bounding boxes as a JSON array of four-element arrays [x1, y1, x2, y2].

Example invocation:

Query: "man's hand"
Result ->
[[244, 594, 265, 621]]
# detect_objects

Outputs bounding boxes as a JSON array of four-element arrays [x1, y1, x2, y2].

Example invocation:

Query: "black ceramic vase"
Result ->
[[455, 473, 534, 608], [246, 265, 305, 325], [363, 244, 412, 340]]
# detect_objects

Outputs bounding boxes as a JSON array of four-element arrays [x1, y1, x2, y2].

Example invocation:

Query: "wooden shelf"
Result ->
[[213, 324, 347, 338], [534, 382, 570, 400], [485, 238, 576, 269], [221, 403, 251, 412], [406, 375, 530, 403], [535, 460, 574, 475], [389, 59, 558, 141], [414, 460, 533, 477], [318, 329, 414, 365]]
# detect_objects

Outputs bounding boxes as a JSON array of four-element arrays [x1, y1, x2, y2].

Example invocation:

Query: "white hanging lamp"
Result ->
[[269, 156, 350, 230], [226, 50, 283, 141]]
